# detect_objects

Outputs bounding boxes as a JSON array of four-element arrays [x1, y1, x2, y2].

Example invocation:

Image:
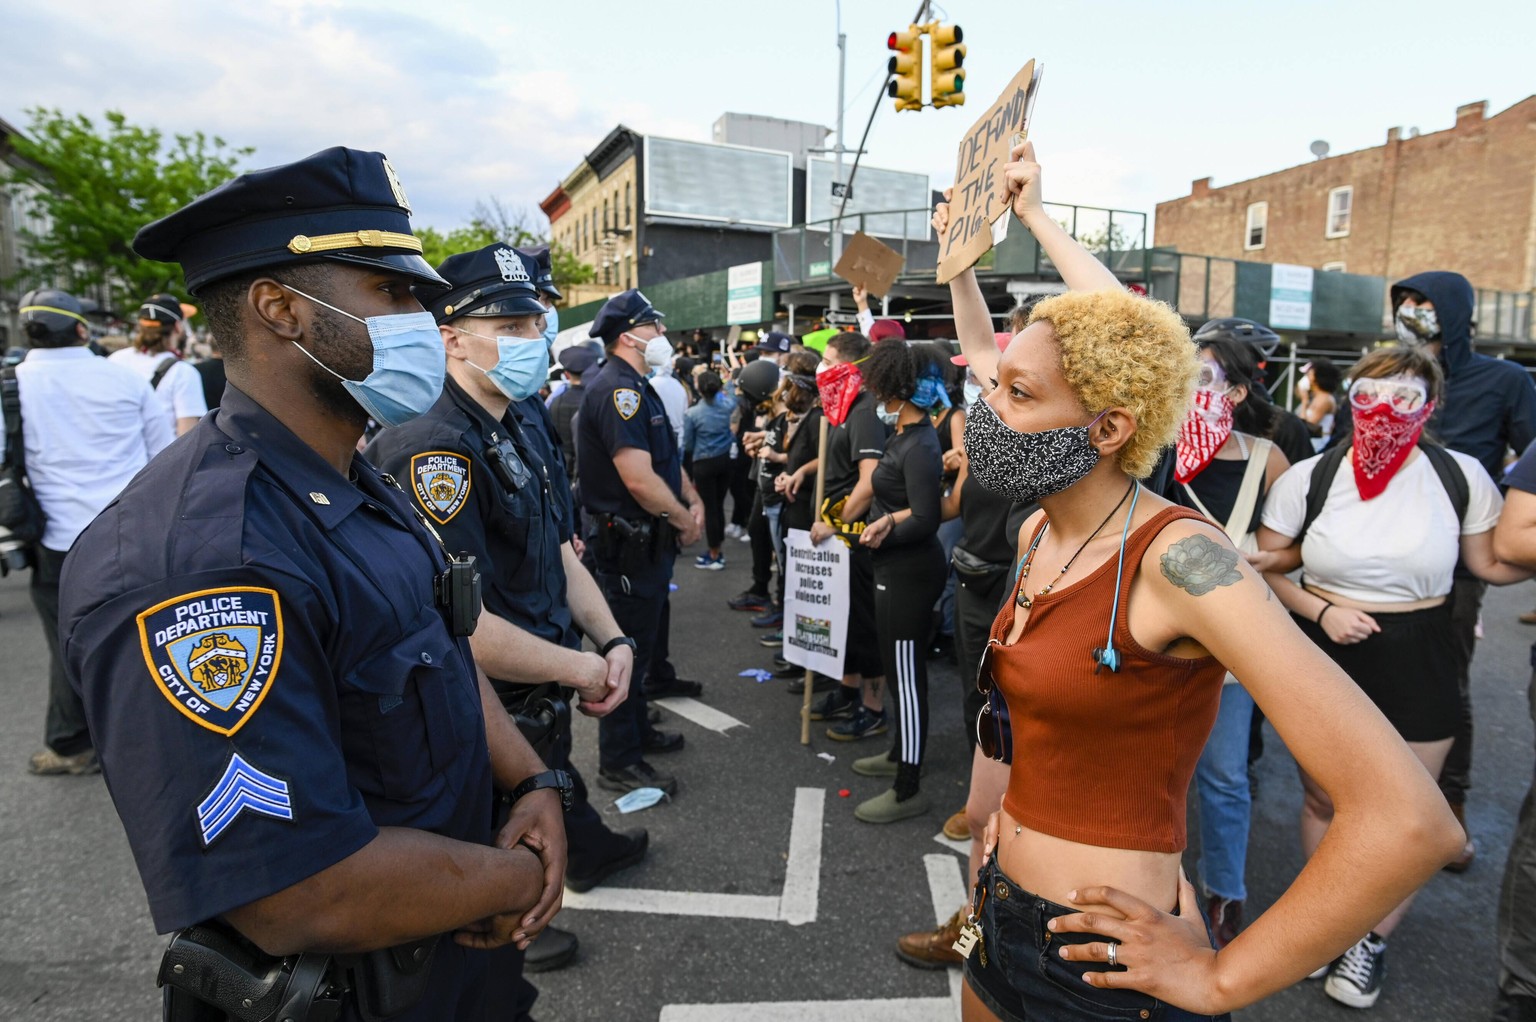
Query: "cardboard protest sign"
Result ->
[[782, 529, 850, 680], [935, 60, 1043, 285], [833, 231, 905, 298]]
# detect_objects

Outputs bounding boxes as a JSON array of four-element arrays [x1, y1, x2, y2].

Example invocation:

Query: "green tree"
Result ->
[[5, 108, 253, 309], [469, 197, 595, 293], [416, 222, 500, 268]]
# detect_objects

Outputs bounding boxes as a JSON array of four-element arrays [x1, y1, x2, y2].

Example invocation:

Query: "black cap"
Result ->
[[558, 343, 600, 376], [516, 245, 561, 301], [133, 146, 448, 295], [138, 293, 186, 326], [590, 289, 664, 343], [754, 331, 792, 354], [19, 289, 88, 334], [428, 243, 547, 324]]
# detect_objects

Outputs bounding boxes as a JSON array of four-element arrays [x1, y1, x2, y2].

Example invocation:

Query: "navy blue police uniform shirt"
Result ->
[[58, 386, 492, 1014], [512, 393, 577, 546], [576, 356, 682, 518], [367, 377, 578, 652]]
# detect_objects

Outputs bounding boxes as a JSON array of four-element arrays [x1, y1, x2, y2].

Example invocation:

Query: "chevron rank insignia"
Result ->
[[411, 451, 472, 524], [197, 751, 294, 847], [613, 388, 641, 420], [137, 587, 284, 737]]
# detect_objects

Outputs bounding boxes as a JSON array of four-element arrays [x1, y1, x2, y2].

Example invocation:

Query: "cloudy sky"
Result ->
[[4, 0, 1532, 239]]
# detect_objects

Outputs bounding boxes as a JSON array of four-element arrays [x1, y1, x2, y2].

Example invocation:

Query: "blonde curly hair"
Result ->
[[1028, 290, 1197, 478]]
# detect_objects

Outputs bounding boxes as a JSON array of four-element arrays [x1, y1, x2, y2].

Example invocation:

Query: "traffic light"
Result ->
[[928, 22, 966, 108], [886, 24, 923, 112]]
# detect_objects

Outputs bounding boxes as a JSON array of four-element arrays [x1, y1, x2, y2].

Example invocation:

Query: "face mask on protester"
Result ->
[[1395, 304, 1440, 346], [1175, 387, 1236, 484], [963, 380, 983, 407], [281, 283, 444, 427], [541, 305, 560, 347], [874, 399, 901, 427], [456, 326, 549, 402], [1349, 374, 1434, 500], [962, 395, 1107, 505]]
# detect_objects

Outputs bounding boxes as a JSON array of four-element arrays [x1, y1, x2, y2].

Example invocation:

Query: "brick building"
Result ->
[[1154, 98, 1536, 293]]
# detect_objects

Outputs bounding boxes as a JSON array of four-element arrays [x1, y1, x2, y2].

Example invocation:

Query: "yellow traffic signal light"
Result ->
[[929, 22, 966, 109], [887, 24, 924, 113]]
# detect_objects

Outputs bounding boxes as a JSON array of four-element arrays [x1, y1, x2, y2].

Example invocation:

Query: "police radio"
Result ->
[[435, 552, 481, 637]]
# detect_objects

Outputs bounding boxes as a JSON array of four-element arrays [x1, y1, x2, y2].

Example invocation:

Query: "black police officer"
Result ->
[[57, 147, 565, 1022], [578, 291, 703, 794], [367, 244, 650, 979]]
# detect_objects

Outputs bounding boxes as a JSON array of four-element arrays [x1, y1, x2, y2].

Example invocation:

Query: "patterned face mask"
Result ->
[[962, 395, 1106, 505], [1394, 304, 1440, 346], [1175, 387, 1235, 484], [1352, 388, 1435, 500]]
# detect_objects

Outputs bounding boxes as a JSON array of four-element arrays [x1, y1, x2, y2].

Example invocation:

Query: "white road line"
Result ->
[[931, 831, 970, 858], [925, 853, 968, 1018], [778, 787, 824, 925], [652, 695, 749, 734], [563, 787, 822, 924]]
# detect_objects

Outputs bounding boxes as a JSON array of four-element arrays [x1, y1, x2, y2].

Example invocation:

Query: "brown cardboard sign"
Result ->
[[935, 60, 1042, 285], [833, 232, 905, 298]]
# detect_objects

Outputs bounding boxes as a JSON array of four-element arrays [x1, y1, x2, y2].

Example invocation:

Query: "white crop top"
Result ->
[[1262, 448, 1502, 603]]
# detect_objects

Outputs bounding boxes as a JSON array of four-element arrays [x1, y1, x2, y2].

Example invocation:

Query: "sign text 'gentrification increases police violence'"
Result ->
[[782, 529, 850, 680]]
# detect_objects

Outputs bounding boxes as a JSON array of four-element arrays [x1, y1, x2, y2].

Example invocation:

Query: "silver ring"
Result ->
[[1107, 942, 1119, 967]]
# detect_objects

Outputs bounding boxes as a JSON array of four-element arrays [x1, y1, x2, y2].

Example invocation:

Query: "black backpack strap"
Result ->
[[150, 355, 176, 390], [1418, 440, 1470, 527], [1298, 443, 1350, 543], [1, 365, 23, 475]]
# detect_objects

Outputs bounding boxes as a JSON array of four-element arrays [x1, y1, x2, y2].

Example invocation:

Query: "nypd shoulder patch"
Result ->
[[614, 389, 642, 420], [137, 587, 284, 737], [197, 751, 294, 847], [411, 451, 473, 524]]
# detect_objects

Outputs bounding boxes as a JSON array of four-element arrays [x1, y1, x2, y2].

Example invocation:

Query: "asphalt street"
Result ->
[[1, 543, 1533, 1021]]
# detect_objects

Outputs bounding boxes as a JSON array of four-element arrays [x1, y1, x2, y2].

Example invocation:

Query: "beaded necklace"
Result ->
[[1017, 480, 1138, 609]]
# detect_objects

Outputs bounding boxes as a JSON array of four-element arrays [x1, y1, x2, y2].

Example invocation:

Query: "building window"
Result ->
[[1326, 186, 1352, 238], [1321, 261, 1347, 272], [1244, 202, 1267, 250]]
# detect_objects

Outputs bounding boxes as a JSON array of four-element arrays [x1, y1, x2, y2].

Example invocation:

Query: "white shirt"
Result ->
[[7, 347, 174, 550], [648, 372, 689, 452], [1262, 448, 1502, 603], [108, 347, 208, 431]]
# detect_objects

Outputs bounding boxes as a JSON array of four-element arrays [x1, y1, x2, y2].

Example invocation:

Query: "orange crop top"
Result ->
[[989, 506, 1227, 853]]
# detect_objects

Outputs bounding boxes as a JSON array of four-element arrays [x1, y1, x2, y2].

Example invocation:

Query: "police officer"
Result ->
[[367, 243, 650, 981], [57, 147, 566, 1022], [517, 243, 563, 349], [547, 343, 599, 474], [579, 291, 703, 794]]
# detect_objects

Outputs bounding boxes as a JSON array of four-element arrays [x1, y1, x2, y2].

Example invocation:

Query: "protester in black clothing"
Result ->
[[847, 341, 948, 824]]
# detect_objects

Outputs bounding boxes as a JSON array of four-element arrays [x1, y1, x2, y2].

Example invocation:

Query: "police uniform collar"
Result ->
[[608, 356, 647, 385], [443, 375, 508, 439], [213, 385, 368, 529]]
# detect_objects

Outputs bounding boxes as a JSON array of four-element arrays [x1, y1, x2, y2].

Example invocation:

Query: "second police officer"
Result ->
[[578, 291, 704, 796], [366, 243, 653, 983]]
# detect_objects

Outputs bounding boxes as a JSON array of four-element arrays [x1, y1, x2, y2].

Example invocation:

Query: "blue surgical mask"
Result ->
[[963, 381, 982, 407], [541, 305, 560, 347], [282, 284, 444, 428], [874, 400, 900, 427], [456, 326, 549, 401]]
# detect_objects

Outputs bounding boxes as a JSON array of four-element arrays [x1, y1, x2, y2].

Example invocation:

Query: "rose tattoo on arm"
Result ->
[[1160, 534, 1244, 596]]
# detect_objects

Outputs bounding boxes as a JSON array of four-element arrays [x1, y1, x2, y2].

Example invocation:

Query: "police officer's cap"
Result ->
[[558, 343, 601, 376], [428, 243, 547, 324], [590, 289, 664, 344], [516, 245, 562, 301], [19, 289, 89, 334], [138, 292, 187, 326], [133, 146, 449, 296]]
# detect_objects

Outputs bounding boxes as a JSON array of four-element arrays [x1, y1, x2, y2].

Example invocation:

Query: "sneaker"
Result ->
[[855, 787, 931, 824], [852, 751, 899, 777], [28, 747, 100, 776], [738, 531, 752, 543], [786, 673, 837, 695], [758, 631, 783, 648], [724, 523, 743, 539], [644, 676, 704, 699], [597, 761, 677, 796], [827, 706, 889, 742], [694, 554, 725, 570], [728, 591, 771, 612], [566, 828, 649, 893], [751, 609, 783, 629], [1325, 934, 1386, 1009], [897, 908, 966, 969], [809, 690, 857, 721]]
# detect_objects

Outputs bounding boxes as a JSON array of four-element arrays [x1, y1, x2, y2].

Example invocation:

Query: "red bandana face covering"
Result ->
[[1352, 400, 1435, 500], [1175, 388, 1235, 484], [817, 361, 863, 427]]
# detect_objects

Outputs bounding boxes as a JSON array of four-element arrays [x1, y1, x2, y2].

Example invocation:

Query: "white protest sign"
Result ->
[[782, 529, 850, 680]]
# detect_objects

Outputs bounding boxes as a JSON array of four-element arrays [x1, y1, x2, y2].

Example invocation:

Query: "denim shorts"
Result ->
[[963, 858, 1230, 1022]]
